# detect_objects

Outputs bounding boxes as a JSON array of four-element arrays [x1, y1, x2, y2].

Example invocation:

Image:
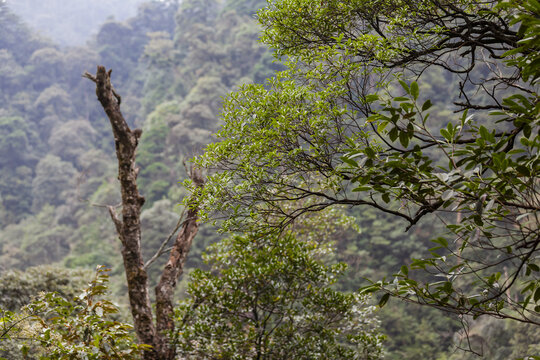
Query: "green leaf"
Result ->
[[359, 284, 380, 294], [399, 131, 409, 147], [410, 81, 419, 100], [389, 127, 399, 142], [440, 128, 451, 141], [377, 121, 389, 133], [421, 99, 433, 111], [473, 215, 484, 226], [394, 96, 410, 102], [341, 156, 358, 167], [401, 265, 409, 277], [432, 237, 448, 248], [398, 80, 410, 94], [364, 94, 379, 103], [516, 165, 531, 177], [364, 147, 375, 158], [528, 263, 539, 272], [522, 282, 536, 294], [479, 126, 490, 141], [379, 293, 390, 308], [524, 124, 532, 138]]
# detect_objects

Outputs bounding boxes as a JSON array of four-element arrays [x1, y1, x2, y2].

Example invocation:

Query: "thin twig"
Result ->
[[144, 207, 187, 270], [107, 205, 122, 236]]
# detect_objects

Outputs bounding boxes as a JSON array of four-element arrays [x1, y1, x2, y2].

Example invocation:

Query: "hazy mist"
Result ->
[[6, 0, 146, 46]]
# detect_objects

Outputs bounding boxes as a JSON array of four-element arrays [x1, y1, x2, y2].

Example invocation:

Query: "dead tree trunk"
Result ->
[[155, 166, 204, 358], [84, 66, 203, 360]]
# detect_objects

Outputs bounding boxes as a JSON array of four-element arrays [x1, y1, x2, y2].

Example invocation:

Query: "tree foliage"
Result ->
[[194, 0, 540, 328], [176, 231, 384, 359], [0, 266, 143, 360]]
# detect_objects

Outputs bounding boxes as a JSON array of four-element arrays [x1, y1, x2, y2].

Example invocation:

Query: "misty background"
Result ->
[[6, 0, 145, 46]]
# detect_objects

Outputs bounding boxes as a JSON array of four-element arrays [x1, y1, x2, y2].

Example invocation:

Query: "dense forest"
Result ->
[[0, 0, 538, 359]]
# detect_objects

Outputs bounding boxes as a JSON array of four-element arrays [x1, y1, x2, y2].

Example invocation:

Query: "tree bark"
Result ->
[[84, 66, 160, 359], [155, 166, 204, 358]]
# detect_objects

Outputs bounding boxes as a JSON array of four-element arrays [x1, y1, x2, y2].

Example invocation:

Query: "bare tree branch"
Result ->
[[155, 165, 204, 353]]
